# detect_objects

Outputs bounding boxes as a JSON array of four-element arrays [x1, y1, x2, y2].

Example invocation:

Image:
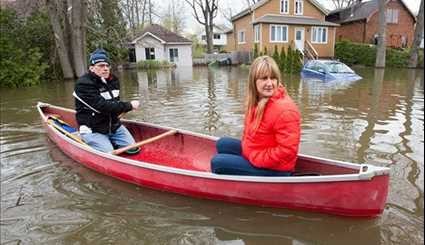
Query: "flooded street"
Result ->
[[1, 66, 423, 244]]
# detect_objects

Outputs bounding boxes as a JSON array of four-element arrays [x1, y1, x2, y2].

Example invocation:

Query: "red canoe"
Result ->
[[37, 102, 390, 217]]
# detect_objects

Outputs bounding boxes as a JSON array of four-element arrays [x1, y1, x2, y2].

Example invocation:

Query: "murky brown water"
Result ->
[[1, 66, 423, 244]]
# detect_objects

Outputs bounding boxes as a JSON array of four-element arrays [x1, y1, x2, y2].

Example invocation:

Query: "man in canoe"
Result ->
[[73, 48, 140, 153], [211, 56, 301, 176]]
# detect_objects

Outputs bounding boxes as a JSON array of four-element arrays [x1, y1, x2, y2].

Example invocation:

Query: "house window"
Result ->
[[169, 48, 178, 62], [311, 27, 327, 44], [238, 30, 246, 44], [386, 9, 399, 24], [280, 0, 289, 14], [145, 47, 155, 60], [201, 35, 206, 40], [254, 25, 260, 43], [214, 34, 221, 39], [270, 25, 288, 42], [295, 0, 303, 15]]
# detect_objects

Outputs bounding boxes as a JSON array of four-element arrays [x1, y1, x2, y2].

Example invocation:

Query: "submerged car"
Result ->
[[301, 60, 362, 82]]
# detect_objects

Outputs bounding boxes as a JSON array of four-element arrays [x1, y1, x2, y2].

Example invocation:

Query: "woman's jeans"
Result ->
[[211, 137, 292, 176], [81, 125, 135, 153]]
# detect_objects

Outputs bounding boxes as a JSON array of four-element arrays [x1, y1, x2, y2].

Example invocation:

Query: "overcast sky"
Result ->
[[153, 0, 421, 34]]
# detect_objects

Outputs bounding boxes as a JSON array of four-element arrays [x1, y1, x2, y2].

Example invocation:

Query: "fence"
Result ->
[[193, 51, 252, 65]]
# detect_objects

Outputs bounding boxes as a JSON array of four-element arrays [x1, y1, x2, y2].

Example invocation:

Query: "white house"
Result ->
[[199, 25, 232, 48], [131, 24, 193, 67]]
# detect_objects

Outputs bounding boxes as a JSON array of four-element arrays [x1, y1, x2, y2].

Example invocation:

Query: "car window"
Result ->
[[305, 61, 315, 69], [314, 62, 327, 73], [326, 62, 354, 73]]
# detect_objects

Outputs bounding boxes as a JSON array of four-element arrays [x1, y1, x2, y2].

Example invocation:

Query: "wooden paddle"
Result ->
[[47, 119, 87, 145], [111, 129, 178, 155]]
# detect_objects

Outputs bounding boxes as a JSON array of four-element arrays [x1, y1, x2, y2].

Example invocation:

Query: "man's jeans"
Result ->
[[211, 137, 292, 176], [81, 125, 135, 153]]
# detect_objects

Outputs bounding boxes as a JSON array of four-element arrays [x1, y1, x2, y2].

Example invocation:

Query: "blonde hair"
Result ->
[[245, 56, 282, 130]]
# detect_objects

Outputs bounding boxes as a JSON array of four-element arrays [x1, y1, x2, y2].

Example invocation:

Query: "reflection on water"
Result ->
[[1, 66, 423, 244], [120, 67, 247, 137]]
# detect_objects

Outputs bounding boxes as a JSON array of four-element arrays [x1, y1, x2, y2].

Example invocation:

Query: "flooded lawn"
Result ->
[[1, 66, 423, 244]]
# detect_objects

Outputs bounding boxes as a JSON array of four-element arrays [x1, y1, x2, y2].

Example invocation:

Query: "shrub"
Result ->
[[253, 43, 259, 59], [279, 46, 287, 73], [193, 43, 206, 58], [136, 60, 174, 69], [272, 45, 280, 64], [286, 45, 293, 72], [335, 40, 414, 67], [291, 49, 303, 73], [0, 8, 48, 87]]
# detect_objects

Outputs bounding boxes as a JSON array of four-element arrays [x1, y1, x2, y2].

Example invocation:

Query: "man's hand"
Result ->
[[130, 100, 140, 110]]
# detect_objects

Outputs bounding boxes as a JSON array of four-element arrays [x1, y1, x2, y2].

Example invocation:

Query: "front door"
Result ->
[[294, 28, 305, 52]]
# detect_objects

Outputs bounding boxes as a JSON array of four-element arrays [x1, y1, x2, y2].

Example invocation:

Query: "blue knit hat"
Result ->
[[89, 48, 110, 65]]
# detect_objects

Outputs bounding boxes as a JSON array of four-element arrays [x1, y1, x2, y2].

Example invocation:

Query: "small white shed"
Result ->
[[131, 24, 193, 67]]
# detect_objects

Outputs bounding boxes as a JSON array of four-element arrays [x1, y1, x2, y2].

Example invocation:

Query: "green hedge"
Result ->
[[335, 40, 423, 68], [253, 44, 303, 73], [0, 8, 49, 87]]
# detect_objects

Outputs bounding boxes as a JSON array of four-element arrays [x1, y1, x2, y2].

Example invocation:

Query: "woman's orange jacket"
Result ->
[[242, 86, 301, 172]]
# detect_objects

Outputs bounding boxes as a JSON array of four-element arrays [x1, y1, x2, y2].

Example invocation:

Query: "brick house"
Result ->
[[326, 0, 416, 48], [225, 0, 339, 58]]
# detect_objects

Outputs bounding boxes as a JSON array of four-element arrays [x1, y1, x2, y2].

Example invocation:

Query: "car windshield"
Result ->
[[325, 62, 354, 73]]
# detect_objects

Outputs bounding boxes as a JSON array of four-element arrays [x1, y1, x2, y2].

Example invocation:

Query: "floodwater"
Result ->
[[1, 66, 423, 244]]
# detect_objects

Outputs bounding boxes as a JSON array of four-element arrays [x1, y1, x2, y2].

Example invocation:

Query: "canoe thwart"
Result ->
[[111, 129, 178, 155]]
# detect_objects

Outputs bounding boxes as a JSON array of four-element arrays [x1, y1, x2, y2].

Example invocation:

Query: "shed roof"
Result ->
[[131, 24, 192, 44]]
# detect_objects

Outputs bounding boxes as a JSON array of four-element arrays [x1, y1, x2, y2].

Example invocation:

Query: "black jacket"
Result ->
[[74, 72, 133, 134]]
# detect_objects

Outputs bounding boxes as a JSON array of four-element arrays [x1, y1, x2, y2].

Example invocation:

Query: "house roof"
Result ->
[[254, 14, 340, 26], [231, 7, 252, 21], [232, 0, 330, 21], [200, 24, 233, 35], [214, 24, 233, 33], [329, 0, 416, 24], [131, 24, 192, 44]]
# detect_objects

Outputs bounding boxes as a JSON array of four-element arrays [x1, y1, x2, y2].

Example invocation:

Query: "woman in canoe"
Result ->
[[211, 56, 301, 176]]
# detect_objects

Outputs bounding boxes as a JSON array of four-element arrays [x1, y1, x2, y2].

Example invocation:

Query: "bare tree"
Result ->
[[121, 0, 147, 38], [408, 0, 424, 68], [220, 7, 233, 24], [375, 0, 386, 68], [221, 0, 254, 23], [185, 0, 218, 53], [46, 0, 87, 78], [148, 0, 153, 24], [71, 0, 87, 76], [46, 0, 73, 78], [120, 0, 159, 38], [331, 0, 356, 9], [161, 0, 185, 34], [245, 0, 257, 7]]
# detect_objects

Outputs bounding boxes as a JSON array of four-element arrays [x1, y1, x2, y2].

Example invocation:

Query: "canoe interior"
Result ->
[[41, 105, 359, 176]]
